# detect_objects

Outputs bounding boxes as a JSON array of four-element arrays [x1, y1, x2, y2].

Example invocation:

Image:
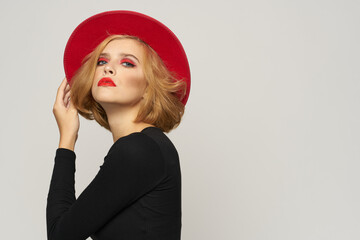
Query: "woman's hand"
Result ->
[[53, 77, 80, 151]]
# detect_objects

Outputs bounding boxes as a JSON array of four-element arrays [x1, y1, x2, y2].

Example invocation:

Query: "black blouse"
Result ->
[[46, 126, 181, 240]]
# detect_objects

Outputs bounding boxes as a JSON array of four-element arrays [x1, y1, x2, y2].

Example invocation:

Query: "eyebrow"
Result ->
[[99, 52, 140, 63]]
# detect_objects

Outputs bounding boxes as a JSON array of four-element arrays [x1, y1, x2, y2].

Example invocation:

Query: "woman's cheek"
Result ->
[[127, 73, 147, 90]]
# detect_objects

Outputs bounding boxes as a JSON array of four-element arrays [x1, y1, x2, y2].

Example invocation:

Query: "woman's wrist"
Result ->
[[58, 135, 77, 151]]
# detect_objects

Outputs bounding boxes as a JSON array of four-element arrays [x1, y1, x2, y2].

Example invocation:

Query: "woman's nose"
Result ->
[[104, 65, 115, 75]]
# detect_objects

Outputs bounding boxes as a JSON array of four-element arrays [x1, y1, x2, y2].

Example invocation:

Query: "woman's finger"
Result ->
[[56, 78, 68, 104], [67, 93, 77, 111], [63, 82, 72, 104], [64, 91, 71, 106], [63, 84, 71, 102], [64, 82, 71, 93], [68, 96, 75, 110]]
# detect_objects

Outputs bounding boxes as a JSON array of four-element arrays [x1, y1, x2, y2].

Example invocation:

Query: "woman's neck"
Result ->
[[102, 103, 154, 142]]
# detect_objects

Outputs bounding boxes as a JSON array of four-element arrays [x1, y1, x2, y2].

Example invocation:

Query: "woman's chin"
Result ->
[[95, 98, 117, 106], [93, 90, 116, 101], [93, 92, 142, 108]]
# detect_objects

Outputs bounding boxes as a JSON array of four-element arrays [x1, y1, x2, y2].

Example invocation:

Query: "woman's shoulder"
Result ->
[[101, 130, 165, 172], [106, 130, 162, 157], [107, 126, 179, 161], [99, 130, 168, 183]]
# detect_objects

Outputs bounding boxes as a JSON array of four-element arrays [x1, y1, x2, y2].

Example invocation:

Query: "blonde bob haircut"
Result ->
[[69, 34, 187, 133]]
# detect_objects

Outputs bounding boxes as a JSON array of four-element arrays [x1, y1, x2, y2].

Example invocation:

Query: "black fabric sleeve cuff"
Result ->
[[56, 148, 76, 161]]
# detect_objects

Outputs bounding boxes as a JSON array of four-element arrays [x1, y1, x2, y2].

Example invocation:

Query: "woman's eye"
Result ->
[[96, 58, 135, 67], [97, 58, 108, 66], [120, 59, 135, 67]]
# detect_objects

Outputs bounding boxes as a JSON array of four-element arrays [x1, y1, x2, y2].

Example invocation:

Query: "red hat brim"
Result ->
[[64, 10, 191, 106]]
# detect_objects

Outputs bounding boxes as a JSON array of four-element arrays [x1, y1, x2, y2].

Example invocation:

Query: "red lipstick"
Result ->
[[98, 77, 116, 87]]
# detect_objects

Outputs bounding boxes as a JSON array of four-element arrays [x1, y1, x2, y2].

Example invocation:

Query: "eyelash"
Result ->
[[96, 58, 135, 67]]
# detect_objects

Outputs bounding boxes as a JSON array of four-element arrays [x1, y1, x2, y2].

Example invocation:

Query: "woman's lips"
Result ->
[[98, 77, 116, 87]]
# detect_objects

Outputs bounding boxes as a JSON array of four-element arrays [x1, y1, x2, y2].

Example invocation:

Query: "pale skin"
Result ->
[[53, 39, 155, 151]]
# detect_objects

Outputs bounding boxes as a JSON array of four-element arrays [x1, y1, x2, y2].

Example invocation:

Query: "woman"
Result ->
[[47, 11, 191, 240]]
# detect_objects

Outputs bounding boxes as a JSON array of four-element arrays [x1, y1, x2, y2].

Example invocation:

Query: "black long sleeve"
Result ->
[[46, 127, 181, 240]]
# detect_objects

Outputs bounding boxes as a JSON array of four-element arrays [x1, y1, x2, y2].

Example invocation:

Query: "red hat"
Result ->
[[63, 10, 191, 106]]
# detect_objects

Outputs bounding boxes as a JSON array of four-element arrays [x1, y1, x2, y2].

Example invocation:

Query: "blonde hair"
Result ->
[[69, 34, 187, 133]]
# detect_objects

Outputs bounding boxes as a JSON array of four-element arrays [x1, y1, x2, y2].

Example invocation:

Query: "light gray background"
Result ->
[[0, 0, 359, 239]]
